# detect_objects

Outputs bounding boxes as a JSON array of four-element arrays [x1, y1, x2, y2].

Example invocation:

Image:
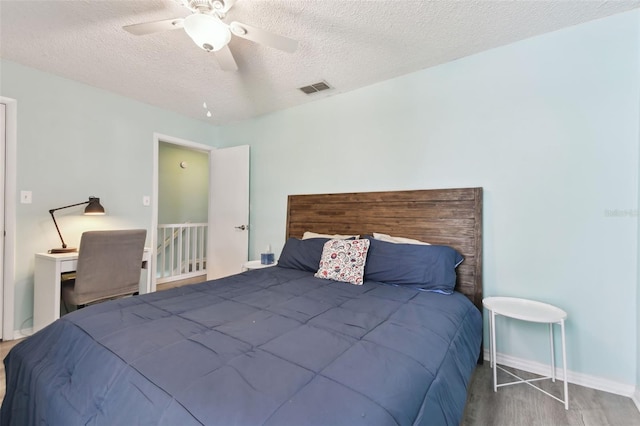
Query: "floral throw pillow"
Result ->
[[314, 239, 370, 285]]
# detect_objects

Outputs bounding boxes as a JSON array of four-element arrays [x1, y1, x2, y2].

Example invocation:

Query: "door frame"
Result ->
[[1, 97, 17, 340], [152, 133, 214, 292]]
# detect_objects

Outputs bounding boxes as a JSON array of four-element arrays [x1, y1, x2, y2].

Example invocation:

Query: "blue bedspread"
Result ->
[[2, 267, 481, 425]]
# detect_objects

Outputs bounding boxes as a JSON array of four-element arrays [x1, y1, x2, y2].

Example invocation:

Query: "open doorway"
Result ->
[[156, 141, 209, 288], [152, 133, 250, 292], [152, 134, 214, 292]]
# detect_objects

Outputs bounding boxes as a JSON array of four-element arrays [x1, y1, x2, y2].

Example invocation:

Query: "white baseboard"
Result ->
[[12, 327, 33, 340], [484, 350, 637, 400]]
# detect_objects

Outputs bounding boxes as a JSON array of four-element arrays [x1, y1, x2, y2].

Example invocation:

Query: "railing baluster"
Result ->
[[191, 227, 197, 272], [157, 223, 208, 284], [161, 227, 166, 279], [198, 226, 202, 271], [186, 227, 191, 274]]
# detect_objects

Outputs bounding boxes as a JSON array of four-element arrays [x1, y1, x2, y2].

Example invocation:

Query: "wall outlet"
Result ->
[[142, 195, 151, 206], [20, 190, 32, 204]]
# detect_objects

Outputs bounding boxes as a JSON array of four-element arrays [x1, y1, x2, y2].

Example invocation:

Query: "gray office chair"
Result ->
[[61, 229, 147, 309]]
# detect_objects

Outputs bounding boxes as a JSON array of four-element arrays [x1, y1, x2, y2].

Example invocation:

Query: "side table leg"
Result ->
[[561, 319, 569, 410], [488, 312, 493, 368], [549, 323, 556, 382], [491, 310, 497, 392]]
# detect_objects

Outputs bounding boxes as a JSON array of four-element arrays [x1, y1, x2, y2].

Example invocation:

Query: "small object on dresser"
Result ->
[[261, 245, 275, 265]]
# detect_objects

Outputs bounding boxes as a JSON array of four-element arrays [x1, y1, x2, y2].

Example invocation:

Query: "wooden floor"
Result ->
[[0, 338, 23, 405], [156, 274, 206, 291], [462, 363, 640, 425]]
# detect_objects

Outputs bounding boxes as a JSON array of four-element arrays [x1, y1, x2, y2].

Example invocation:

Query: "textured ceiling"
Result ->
[[1, 0, 639, 125]]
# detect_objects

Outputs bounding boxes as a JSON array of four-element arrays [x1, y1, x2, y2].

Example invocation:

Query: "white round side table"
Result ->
[[242, 260, 278, 271], [483, 296, 569, 410]]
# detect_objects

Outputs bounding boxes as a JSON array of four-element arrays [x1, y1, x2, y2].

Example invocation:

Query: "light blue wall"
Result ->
[[219, 11, 640, 385], [0, 60, 217, 332]]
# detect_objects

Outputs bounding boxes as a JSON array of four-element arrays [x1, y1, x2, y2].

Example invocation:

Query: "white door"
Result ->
[[0, 103, 5, 339], [208, 145, 250, 279]]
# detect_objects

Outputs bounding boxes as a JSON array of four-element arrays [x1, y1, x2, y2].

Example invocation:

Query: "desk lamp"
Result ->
[[48, 197, 105, 253]]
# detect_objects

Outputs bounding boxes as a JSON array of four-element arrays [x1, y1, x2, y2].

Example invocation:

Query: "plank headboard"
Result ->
[[286, 188, 483, 312]]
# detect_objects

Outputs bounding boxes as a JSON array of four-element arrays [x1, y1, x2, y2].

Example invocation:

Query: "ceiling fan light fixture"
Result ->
[[184, 13, 231, 52]]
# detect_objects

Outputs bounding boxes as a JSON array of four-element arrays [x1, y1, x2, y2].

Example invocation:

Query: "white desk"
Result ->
[[483, 296, 569, 409], [34, 248, 152, 333]]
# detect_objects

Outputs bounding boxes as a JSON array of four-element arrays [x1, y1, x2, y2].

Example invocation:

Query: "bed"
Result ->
[[2, 187, 483, 426]]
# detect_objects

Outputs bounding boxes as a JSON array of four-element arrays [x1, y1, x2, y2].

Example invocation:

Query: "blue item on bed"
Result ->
[[1, 267, 481, 426]]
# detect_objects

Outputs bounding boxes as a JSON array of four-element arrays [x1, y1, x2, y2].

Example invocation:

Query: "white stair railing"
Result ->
[[157, 223, 207, 284]]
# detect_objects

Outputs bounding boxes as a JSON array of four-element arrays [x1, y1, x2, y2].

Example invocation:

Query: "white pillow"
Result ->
[[302, 231, 359, 240], [372, 233, 430, 245]]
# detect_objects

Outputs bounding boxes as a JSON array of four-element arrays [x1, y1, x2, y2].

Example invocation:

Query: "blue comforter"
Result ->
[[2, 267, 481, 425]]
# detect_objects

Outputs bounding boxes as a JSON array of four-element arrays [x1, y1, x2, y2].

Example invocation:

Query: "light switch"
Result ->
[[20, 190, 32, 204], [142, 195, 151, 206]]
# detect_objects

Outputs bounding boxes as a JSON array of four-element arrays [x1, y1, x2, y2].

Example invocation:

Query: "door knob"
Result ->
[[235, 225, 247, 231]]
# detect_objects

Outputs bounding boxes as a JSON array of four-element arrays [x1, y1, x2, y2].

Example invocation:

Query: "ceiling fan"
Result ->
[[123, 0, 298, 71]]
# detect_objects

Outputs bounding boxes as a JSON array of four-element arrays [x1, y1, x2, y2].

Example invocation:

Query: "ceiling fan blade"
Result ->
[[215, 45, 238, 71], [229, 21, 298, 53], [123, 18, 184, 36]]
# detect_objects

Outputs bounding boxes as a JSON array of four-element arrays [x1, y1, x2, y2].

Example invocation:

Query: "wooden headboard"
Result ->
[[286, 188, 483, 312]]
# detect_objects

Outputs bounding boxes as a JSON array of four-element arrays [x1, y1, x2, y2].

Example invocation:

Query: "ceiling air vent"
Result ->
[[299, 81, 332, 95]]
